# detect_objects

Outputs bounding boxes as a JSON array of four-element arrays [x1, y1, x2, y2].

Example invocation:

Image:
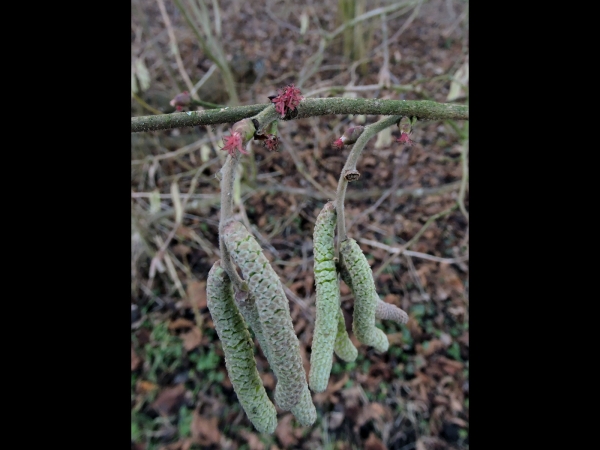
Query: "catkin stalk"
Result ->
[[309, 202, 340, 393], [222, 220, 308, 411], [206, 261, 277, 434]]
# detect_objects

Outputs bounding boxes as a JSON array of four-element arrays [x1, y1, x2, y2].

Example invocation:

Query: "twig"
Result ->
[[218, 152, 248, 292], [131, 99, 469, 132], [335, 116, 402, 249], [191, 63, 217, 97], [156, 0, 196, 96]]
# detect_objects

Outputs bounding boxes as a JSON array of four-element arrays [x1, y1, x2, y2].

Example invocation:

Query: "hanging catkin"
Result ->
[[222, 220, 309, 411], [206, 261, 277, 433]]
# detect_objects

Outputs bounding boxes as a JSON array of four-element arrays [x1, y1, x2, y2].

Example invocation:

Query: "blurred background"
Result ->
[[131, 0, 469, 448]]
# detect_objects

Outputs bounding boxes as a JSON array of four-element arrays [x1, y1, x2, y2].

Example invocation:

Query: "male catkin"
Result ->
[[340, 239, 389, 352], [239, 294, 316, 426], [206, 261, 277, 434], [309, 202, 340, 393], [222, 220, 309, 411], [339, 252, 407, 322], [333, 309, 358, 362], [375, 300, 409, 324]]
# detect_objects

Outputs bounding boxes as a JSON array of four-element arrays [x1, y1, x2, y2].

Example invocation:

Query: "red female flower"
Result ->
[[332, 138, 344, 149], [270, 84, 304, 118], [263, 135, 279, 151], [221, 129, 249, 157], [396, 132, 414, 146]]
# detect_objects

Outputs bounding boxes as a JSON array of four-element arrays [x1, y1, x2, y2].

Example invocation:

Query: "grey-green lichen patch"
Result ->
[[333, 308, 358, 362], [223, 221, 309, 411], [206, 261, 277, 434], [309, 202, 340, 393], [340, 239, 389, 352]]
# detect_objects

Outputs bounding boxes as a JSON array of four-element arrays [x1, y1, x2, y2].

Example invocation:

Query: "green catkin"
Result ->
[[309, 201, 340, 393], [339, 254, 408, 324], [290, 385, 317, 426], [236, 294, 271, 361], [340, 239, 389, 352], [206, 261, 277, 434], [239, 293, 316, 426], [375, 299, 408, 324], [222, 220, 309, 411], [333, 308, 358, 362]]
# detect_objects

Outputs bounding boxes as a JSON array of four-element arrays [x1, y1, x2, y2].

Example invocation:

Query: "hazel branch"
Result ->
[[131, 98, 468, 132]]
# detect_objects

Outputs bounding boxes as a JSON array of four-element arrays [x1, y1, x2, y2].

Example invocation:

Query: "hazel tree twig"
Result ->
[[131, 99, 468, 132], [335, 115, 403, 251]]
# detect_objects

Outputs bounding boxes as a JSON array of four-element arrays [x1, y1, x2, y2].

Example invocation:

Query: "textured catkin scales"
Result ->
[[240, 294, 316, 426], [236, 294, 272, 359], [206, 261, 277, 434], [339, 254, 408, 324], [309, 202, 340, 393], [222, 220, 309, 411], [340, 239, 389, 352], [290, 385, 317, 426], [376, 299, 409, 324], [333, 309, 358, 361]]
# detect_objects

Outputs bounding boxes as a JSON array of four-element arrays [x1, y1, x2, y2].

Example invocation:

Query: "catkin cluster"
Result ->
[[308, 201, 409, 393], [220, 220, 316, 426], [205, 197, 408, 431], [204, 208, 409, 431]]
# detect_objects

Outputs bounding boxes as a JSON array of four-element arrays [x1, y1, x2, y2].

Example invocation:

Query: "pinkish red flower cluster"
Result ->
[[332, 138, 344, 150], [263, 135, 280, 151], [270, 84, 303, 118], [221, 129, 249, 157], [396, 132, 414, 146]]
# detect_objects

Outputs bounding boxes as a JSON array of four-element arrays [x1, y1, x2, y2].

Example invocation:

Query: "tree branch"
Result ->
[[131, 98, 468, 132]]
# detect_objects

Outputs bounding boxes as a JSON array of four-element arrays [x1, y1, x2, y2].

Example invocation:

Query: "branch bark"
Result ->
[[131, 99, 468, 132]]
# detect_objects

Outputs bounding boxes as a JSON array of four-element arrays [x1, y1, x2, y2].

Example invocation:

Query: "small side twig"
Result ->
[[335, 115, 402, 251], [218, 152, 248, 292]]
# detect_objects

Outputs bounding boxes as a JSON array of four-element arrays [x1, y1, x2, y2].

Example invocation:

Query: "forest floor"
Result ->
[[131, 0, 469, 449]]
